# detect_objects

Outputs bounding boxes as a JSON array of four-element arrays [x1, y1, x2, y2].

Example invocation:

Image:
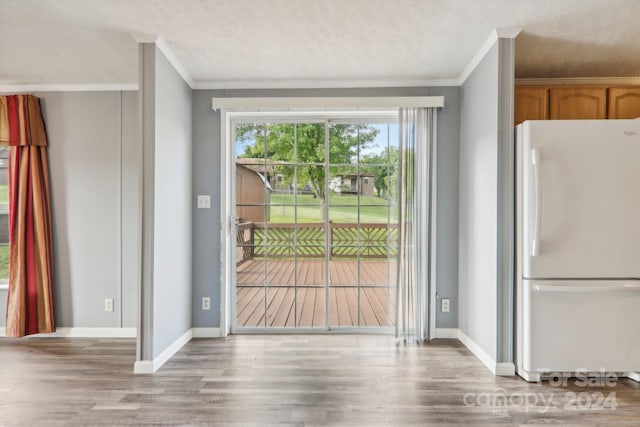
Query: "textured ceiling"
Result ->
[[1, 0, 639, 87]]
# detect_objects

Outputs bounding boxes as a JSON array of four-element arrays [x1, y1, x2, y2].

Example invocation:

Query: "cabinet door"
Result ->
[[514, 87, 548, 125], [608, 87, 640, 119], [549, 87, 607, 119]]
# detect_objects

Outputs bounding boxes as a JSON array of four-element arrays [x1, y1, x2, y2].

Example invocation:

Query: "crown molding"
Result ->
[[155, 37, 195, 89], [131, 33, 194, 89], [0, 83, 138, 93], [458, 28, 521, 85], [495, 28, 522, 39], [130, 32, 159, 43], [515, 77, 640, 86], [5, 27, 532, 93]]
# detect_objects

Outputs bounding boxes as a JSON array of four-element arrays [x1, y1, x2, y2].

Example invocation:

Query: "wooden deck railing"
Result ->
[[236, 222, 398, 266], [236, 222, 254, 266]]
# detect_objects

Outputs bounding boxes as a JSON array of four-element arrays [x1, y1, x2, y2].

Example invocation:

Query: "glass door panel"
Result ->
[[234, 119, 398, 331], [327, 121, 395, 328]]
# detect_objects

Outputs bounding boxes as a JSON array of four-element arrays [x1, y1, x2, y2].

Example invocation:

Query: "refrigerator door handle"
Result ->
[[531, 148, 541, 256], [533, 282, 640, 293]]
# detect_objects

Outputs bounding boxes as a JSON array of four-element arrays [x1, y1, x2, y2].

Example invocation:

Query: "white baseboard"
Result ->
[[191, 327, 223, 338], [627, 372, 640, 382], [3, 324, 519, 378], [495, 362, 516, 376], [134, 329, 192, 374], [0, 327, 137, 338], [457, 329, 496, 374], [457, 329, 515, 376], [133, 360, 154, 374], [433, 328, 459, 339]]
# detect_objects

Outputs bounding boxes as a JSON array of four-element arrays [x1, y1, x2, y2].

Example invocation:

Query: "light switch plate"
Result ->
[[441, 299, 450, 313], [197, 195, 211, 209]]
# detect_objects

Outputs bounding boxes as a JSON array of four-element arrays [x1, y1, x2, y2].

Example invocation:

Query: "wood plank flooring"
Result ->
[[1, 335, 640, 425], [236, 287, 396, 328], [236, 259, 397, 328], [236, 259, 396, 287]]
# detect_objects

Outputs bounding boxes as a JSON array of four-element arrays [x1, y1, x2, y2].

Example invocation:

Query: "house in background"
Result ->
[[336, 173, 375, 197]]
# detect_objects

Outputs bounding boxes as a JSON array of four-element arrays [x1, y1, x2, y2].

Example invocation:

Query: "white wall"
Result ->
[[150, 47, 193, 358], [0, 91, 139, 329], [458, 36, 516, 371], [458, 43, 500, 360]]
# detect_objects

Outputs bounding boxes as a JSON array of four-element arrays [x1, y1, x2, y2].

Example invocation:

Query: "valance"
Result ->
[[0, 94, 48, 146], [211, 96, 445, 111]]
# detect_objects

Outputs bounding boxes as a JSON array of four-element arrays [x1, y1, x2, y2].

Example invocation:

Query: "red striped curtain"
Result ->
[[0, 95, 55, 337]]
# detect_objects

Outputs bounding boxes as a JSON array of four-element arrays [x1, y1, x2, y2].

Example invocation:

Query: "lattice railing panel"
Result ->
[[253, 223, 326, 258], [239, 222, 398, 264]]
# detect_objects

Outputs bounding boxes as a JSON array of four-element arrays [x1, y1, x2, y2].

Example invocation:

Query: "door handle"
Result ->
[[533, 282, 640, 293], [531, 149, 541, 256]]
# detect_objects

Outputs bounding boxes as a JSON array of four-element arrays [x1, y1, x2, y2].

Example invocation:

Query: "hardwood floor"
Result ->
[[236, 287, 396, 328], [236, 259, 396, 287], [1, 335, 640, 425], [236, 259, 397, 328]]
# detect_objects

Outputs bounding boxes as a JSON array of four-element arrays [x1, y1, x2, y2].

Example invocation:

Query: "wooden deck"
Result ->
[[236, 259, 397, 328]]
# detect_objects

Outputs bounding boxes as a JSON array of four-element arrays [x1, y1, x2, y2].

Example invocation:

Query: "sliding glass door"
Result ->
[[233, 117, 398, 331]]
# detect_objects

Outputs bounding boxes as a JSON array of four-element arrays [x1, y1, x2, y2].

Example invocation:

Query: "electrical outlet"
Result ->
[[105, 298, 114, 312], [197, 195, 211, 209], [202, 297, 211, 310], [441, 298, 450, 313]]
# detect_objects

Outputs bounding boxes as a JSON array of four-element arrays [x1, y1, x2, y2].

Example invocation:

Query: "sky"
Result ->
[[234, 122, 399, 158]]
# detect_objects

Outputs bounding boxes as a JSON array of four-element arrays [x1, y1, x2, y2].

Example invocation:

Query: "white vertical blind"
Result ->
[[396, 107, 435, 342]]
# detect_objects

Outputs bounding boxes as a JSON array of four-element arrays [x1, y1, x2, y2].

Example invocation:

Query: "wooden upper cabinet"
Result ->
[[514, 87, 548, 125], [608, 87, 640, 119], [549, 87, 607, 119]]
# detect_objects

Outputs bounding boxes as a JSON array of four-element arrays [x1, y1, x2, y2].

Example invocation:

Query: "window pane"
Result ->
[[0, 147, 8, 281], [295, 123, 325, 164]]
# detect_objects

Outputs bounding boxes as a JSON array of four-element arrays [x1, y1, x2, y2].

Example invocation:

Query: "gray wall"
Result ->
[[191, 91, 221, 327], [191, 86, 460, 329], [458, 42, 500, 360], [0, 91, 139, 329], [432, 87, 460, 328], [151, 47, 193, 357], [496, 37, 516, 364]]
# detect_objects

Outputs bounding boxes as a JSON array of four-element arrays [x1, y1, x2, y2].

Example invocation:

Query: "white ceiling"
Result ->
[[1, 0, 639, 88]]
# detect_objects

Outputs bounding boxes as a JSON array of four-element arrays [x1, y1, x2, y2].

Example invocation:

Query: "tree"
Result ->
[[236, 123, 379, 206], [360, 146, 399, 199]]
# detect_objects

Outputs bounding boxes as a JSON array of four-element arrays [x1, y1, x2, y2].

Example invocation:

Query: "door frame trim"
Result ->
[[219, 108, 435, 336]]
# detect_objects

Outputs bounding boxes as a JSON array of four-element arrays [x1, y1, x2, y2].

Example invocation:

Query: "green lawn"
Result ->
[[0, 184, 7, 203], [267, 193, 397, 223], [0, 244, 8, 280]]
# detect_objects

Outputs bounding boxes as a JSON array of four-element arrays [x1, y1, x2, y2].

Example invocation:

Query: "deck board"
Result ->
[[236, 259, 396, 328]]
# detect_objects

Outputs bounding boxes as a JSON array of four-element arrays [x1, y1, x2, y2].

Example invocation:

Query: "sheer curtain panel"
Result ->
[[396, 107, 435, 342], [0, 95, 55, 337]]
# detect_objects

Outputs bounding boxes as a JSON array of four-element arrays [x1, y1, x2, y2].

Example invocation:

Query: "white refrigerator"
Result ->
[[516, 119, 640, 382]]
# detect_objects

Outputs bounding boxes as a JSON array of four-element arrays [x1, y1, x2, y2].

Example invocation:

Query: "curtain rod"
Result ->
[[211, 96, 444, 111]]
